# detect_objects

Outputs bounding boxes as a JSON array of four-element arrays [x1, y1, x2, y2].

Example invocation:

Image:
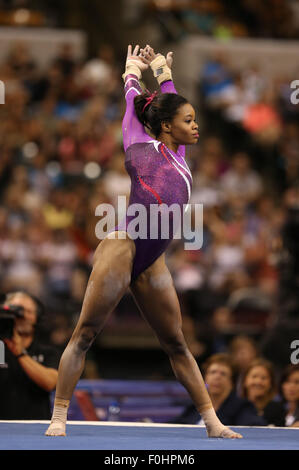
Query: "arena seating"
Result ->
[[51, 379, 190, 422]]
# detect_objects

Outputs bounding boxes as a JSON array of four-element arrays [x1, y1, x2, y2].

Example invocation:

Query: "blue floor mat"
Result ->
[[0, 422, 298, 450]]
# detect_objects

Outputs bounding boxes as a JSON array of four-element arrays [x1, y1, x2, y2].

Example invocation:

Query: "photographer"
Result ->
[[0, 291, 59, 420]]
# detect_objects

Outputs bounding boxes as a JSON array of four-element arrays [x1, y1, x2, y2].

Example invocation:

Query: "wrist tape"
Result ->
[[150, 55, 172, 85], [122, 60, 142, 81]]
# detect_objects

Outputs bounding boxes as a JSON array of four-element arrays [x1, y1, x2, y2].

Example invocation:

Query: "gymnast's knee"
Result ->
[[160, 332, 189, 357], [71, 325, 98, 354]]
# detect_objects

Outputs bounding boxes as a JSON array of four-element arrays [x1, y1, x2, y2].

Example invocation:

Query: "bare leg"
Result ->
[[130, 254, 242, 439], [45, 232, 135, 435]]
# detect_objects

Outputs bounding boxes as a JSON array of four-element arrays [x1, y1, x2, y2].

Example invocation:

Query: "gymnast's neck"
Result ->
[[158, 133, 179, 153]]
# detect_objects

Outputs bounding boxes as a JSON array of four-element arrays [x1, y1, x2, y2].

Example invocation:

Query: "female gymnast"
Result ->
[[45, 44, 242, 439]]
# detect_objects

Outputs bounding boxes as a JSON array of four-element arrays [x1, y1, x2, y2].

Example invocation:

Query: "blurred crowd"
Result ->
[[1, 0, 299, 41], [0, 42, 127, 350], [0, 38, 299, 381], [169, 48, 299, 372], [147, 0, 299, 41]]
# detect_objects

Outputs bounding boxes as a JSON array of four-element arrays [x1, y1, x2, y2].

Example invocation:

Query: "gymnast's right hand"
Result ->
[[122, 44, 148, 80], [139, 45, 173, 85], [140, 45, 173, 70]]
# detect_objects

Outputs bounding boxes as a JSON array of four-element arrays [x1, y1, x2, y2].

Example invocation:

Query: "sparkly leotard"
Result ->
[[115, 74, 193, 281]]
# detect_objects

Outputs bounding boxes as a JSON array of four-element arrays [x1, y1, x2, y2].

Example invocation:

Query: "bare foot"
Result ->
[[45, 421, 66, 436], [208, 426, 243, 439]]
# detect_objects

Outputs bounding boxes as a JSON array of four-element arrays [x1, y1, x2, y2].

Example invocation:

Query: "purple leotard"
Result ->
[[115, 74, 193, 282]]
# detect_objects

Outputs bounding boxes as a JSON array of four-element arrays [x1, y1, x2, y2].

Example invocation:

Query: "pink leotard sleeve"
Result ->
[[122, 74, 152, 151]]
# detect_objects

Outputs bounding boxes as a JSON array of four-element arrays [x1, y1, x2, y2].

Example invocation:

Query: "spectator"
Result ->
[[207, 218, 247, 292], [240, 358, 285, 426], [200, 51, 234, 108], [279, 364, 299, 427], [0, 31, 298, 381], [0, 221, 43, 296], [5, 42, 36, 81], [147, 0, 299, 40], [190, 154, 225, 208], [0, 291, 59, 419], [40, 229, 78, 299], [53, 43, 77, 78], [42, 189, 74, 230], [171, 353, 265, 426], [78, 44, 119, 95], [228, 335, 260, 393], [220, 152, 263, 206], [242, 90, 282, 145]]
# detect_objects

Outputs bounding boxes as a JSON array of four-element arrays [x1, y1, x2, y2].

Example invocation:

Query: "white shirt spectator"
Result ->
[[220, 153, 263, 203]]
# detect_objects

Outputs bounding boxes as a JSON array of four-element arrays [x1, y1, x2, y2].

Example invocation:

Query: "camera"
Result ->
[[0, 305, 25, 340]]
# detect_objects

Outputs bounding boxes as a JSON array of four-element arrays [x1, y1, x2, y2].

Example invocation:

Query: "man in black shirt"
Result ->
[[0, 291, 59, 419]]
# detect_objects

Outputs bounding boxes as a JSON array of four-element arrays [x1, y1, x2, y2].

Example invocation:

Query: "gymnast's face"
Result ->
[[164, 103, 199, 145]]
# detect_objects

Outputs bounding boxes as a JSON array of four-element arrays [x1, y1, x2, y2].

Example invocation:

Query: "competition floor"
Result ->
[[0, 421, 299, 450]]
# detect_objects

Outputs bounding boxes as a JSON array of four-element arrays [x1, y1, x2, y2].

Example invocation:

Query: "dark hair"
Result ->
[[279, 364, 299, 403], [134, 91, 188, 139], [4, 290, 45, 318], [202, 353, 238, 386]]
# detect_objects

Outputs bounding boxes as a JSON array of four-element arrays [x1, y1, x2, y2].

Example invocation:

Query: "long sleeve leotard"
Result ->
[[115, 73, 193, 281]]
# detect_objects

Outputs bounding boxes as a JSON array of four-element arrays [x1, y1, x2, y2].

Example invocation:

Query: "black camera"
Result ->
[[0, 305, 25, 340]]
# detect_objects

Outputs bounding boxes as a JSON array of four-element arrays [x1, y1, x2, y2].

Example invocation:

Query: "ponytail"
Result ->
[[134, 91, 188, 139]]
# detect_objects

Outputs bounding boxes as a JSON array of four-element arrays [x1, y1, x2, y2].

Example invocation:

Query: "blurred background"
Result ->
[[0, 0, 299, 391]]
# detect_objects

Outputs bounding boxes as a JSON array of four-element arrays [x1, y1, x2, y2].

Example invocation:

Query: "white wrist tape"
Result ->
[[150, 55, 172, 85], [122, 59, 142, 81]]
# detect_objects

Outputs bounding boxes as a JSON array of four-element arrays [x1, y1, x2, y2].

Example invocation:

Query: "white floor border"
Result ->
[[0, 420, 298, 430]]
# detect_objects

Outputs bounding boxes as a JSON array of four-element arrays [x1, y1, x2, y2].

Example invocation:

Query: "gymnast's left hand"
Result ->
[[126, 44, 149, 73]]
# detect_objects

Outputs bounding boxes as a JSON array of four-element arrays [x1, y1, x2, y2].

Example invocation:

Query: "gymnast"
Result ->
[[45, 44, 242, 439]]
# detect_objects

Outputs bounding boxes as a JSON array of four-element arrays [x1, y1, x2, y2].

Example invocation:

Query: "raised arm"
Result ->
[[140, 46, 185, 156], [140, 46, 174, 87], [122, 45, 153, 151]]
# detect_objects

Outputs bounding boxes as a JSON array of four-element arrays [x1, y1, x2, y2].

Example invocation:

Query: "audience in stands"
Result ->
[[171, 353, 266, 426], [279, 364, 299, 427], [240, 358, 285, 426]]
